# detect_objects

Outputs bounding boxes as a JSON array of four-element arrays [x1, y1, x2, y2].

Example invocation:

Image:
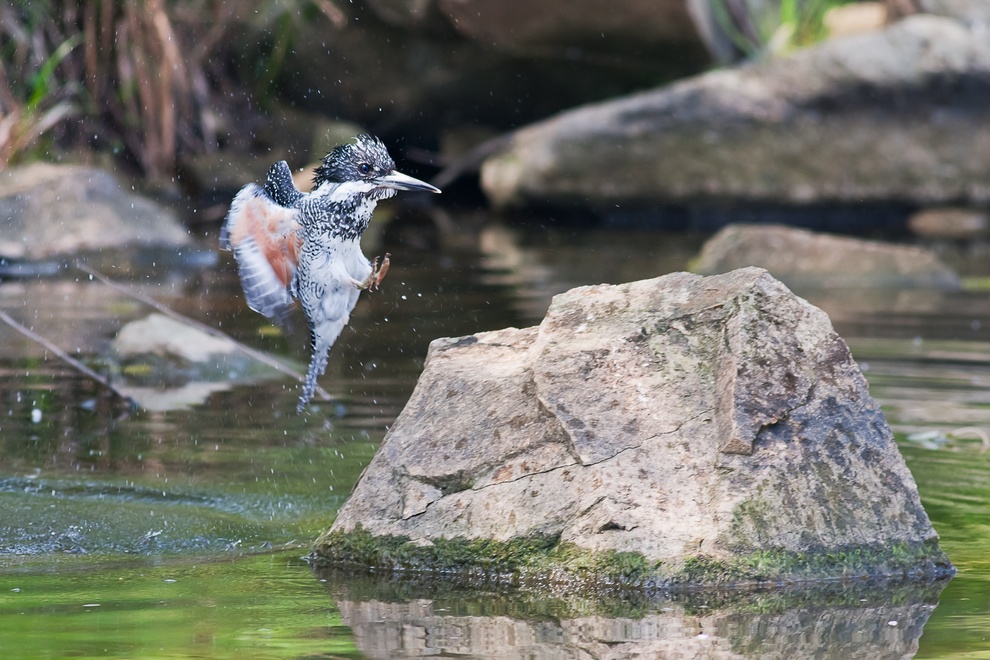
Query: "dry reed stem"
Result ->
[[2, 0, 279, 176]]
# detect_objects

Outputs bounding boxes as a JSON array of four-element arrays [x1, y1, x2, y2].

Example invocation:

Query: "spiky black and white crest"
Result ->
[[313, 135, 396, 187]]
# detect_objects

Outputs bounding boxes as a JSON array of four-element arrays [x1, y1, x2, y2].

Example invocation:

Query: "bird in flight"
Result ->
[[220, 135, 441, 412]]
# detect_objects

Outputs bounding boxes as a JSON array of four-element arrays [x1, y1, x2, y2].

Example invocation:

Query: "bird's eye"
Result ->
[[358, 163, 372, 175]]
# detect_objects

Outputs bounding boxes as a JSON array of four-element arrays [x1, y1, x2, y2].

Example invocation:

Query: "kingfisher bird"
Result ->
[[220, 135, 441, 412]]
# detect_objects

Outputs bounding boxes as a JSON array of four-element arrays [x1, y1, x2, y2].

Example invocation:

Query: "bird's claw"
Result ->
[[359, 253, 391, 291]]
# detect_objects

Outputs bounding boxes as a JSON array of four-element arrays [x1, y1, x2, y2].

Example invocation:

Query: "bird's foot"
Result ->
[[358, 253, 391, 291]]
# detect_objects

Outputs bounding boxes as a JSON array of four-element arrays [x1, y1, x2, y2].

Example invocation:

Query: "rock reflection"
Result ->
[[322, 573, 947, 659]]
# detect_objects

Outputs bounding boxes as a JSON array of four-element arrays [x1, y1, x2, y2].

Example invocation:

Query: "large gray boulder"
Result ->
[[315, 267, 952, 588], [0, 163, 192, 260], [481, 15, 990, 214]]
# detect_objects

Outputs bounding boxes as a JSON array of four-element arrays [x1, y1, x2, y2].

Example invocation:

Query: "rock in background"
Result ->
[[0, 164, 192, 261], [480, 15, 990, 219], [887, 0, 990, 26], [694, 224, 961, 289], [109, 313, 286, 411], [316, 267, 952, 588]]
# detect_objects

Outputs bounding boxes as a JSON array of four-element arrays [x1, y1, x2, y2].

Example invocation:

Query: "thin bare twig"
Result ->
[[427, 133, 514, 191], [75, 262, 333, 402], [0, 309, 136, 407]]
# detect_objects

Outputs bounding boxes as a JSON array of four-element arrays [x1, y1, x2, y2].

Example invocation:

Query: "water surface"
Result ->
[[1, 217, 989, 658]]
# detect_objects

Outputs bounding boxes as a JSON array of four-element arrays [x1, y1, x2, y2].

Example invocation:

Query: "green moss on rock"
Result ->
[[313, 525, 954, 594]]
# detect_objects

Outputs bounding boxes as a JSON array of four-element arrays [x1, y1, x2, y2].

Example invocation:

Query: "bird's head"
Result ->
[[313, 135, 441, 199]]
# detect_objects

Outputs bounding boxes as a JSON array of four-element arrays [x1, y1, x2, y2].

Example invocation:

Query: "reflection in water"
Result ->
[[324, 574, 946, 659], [1, 219, 990, 656], [478, 223, 706, 322]]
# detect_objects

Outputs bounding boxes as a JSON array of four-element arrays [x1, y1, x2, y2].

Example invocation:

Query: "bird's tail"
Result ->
[[297, 316, 349, 413], [298, 345, 330, 413]]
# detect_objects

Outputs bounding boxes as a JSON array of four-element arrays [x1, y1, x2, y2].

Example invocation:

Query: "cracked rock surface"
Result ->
[[324, 267, 940, 566]]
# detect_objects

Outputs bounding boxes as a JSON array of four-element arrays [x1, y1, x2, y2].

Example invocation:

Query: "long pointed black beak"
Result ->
[[376, 170, 442, 194]]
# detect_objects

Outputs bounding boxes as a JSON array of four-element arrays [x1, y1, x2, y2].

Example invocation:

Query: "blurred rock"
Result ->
[[318, 268, 951, 586], [111, 313, 283, 411], [694, 224, 961, 289], [113, 313, 241, 363], [908, 207, 990, 239], [887, 0, 990, 26], [481, 16, 990, 216], [0, 164, 192, 261]]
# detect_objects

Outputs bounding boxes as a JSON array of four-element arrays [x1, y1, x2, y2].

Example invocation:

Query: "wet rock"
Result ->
[[0, 163, 192, 261], [113, 313, 241, 363], [694, 224, 961, 289], [316, 268, 952, 587], [480, 15, 990, 215], [111, 313, 282, 411], [908, 207, 990, 239]]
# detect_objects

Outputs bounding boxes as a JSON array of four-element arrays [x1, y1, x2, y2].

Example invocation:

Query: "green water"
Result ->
[[1, 554, 360, 658], [2, 222, 990, 657]]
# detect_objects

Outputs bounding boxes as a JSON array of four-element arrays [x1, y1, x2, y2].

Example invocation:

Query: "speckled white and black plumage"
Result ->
[[221, 134, 440, 413], [305, 135, 401, 241]]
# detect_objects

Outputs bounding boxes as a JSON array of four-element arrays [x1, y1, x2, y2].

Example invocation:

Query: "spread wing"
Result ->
[[220, 161, 303, 324]]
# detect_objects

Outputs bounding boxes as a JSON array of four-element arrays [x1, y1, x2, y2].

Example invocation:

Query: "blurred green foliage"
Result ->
[[708, 0, 855, 59]]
